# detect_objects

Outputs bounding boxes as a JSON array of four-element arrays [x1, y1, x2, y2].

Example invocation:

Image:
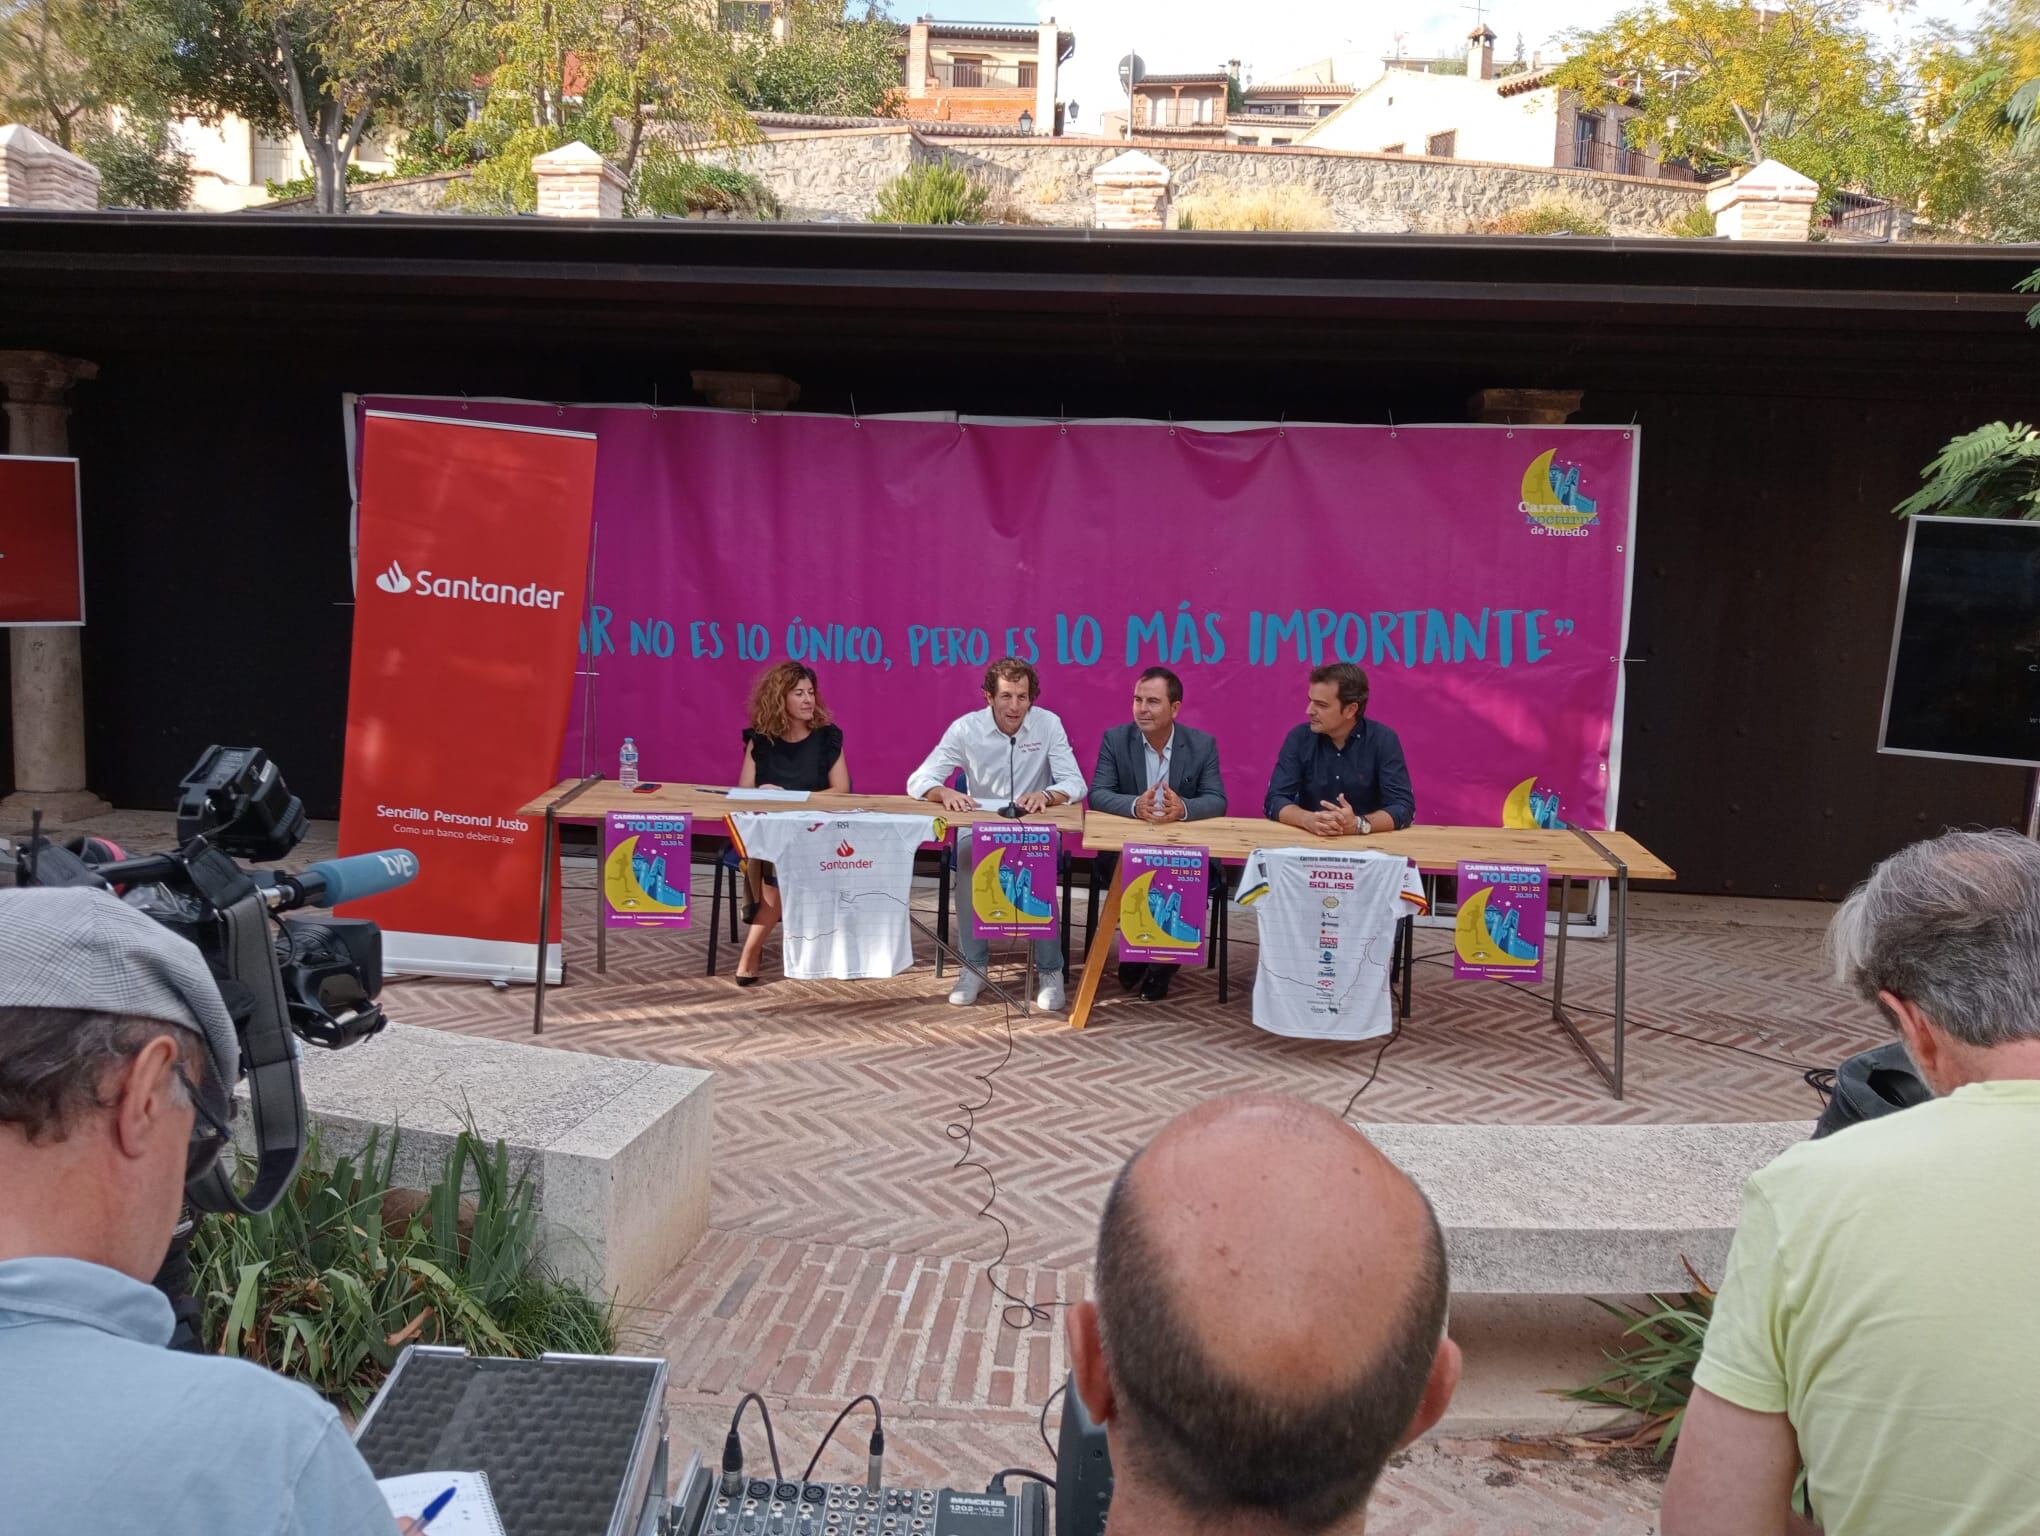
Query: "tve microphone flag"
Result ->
[[337, 412, 597, 981]]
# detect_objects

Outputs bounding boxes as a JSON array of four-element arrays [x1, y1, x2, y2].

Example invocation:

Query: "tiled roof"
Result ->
[[1137, 71, 1230, 85], [1495, 66, 1561, 97], [751, 111, 1033, 138], [1243, 83, 1356, 98]]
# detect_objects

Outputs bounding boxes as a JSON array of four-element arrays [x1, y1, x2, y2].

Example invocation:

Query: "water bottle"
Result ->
[[619, 736, 639, 790]]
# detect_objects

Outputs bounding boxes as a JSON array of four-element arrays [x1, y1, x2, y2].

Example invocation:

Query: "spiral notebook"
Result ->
[[377, 1471, 506, 1535]]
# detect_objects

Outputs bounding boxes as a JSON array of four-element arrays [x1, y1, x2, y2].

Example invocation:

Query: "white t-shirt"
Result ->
[[1235, 847, 1428, 1042], [729, 812, 938, 980]]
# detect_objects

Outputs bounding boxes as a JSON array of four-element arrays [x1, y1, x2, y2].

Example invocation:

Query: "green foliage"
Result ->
[[0, 0, 101, 150], [736, 0, 900, 118], [871, 162, 989, 224], [1660, 203, 1718, 237], [78, 117, 193, 208], [1564, 1289, 1713, 1457], [1895, 421, 2040, 521], [1553, 0, 1927, 206], [190, 1123, 615, 1414], [629, 142, 776, 218], [263, 161, 391, 202], [1484, 196, 1612, 236]]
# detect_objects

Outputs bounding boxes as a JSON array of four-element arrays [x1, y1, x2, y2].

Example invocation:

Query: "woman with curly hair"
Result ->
[[733, 661, 849, 984]]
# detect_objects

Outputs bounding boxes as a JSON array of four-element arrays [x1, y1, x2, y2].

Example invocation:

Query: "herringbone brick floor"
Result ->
[[374, 865, 1868, 1533]]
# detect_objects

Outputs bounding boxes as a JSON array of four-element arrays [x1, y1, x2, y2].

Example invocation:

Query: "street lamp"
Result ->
[[1018, 110, 1034, 135]]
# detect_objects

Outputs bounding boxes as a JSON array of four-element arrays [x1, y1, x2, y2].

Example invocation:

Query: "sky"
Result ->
[[917, 0, 1992, 130]]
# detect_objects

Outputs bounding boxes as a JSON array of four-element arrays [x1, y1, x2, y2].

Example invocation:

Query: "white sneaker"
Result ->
[[948, 970, 985, 1006], [1036, 970, 1066, 1012]]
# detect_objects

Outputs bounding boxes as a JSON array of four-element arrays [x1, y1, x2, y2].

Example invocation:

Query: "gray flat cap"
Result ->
[[0, 885, 239, 1094]]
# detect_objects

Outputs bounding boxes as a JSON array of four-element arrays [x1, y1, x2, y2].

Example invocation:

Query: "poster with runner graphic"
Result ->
[[1452, 861, 1547, 983], [965, 823, 1060, 940], [1117, 843, 1210, 966], [603, 812, 692, 929]]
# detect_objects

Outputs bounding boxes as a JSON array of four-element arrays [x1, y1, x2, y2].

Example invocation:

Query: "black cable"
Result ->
[[727, 1391, 784, 1481], [988, 1468, 1058, 1492], [1339, 1024, 1401, 1119], [801, 1394, 884, 1483], [1038, 1380, 1066, 1459]]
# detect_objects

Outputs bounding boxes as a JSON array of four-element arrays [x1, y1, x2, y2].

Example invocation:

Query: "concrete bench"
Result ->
[[236, 1023, 712, 1305], [1368, 1120, 1809, 1294]]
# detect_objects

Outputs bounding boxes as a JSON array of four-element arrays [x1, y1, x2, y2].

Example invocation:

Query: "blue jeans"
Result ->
[[953, 864, 1063, 977]]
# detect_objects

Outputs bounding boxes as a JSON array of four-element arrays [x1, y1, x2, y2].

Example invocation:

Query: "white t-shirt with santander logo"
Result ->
[[728, 812, 938, 980], [1236, 847, 1429, 1042]]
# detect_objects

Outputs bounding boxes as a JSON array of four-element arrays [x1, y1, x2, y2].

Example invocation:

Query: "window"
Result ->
[[251, 135, 292, 186], [1317, 103, 1338, 116], [1270, 137, 1292, 146], [1426, 130, 1456, 157], [1382, 142, 1405, 154], [1237, 135, 1259, 145], [1017, 60, 1036, 88], [948, 57, 984, 87], [718, 1, 773, 31], [1283, 102, 1301, 115]]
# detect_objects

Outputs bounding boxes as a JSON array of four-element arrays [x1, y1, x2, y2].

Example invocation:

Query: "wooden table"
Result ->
[[517, 776, 1084, 1030], [1075, 814, 1674, 1099]]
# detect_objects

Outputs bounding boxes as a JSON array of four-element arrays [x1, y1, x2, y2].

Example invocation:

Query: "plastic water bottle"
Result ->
[[619, 737, 639, 790]]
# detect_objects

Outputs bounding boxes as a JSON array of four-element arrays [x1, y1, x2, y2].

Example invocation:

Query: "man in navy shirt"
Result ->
[[1264, 662, 1416, 836]]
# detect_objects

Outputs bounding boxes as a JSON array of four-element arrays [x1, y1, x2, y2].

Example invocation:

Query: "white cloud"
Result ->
[[1023, 0, 1988, 130]]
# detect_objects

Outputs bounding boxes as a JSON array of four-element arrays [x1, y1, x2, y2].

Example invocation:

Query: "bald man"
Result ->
[[1065, 1094, 1460, 1536]]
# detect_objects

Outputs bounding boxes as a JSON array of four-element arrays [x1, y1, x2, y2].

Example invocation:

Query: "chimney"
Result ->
[[907, 17, 932, 99], [1466, 24, 1496, 81]]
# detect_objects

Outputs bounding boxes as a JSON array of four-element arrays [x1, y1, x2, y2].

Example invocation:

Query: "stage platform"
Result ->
[[19, 810, 1885, 1531]]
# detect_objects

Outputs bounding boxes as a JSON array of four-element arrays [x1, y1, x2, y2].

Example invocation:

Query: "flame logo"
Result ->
[[835, 841, 855, 858], [373, 559, 412, 594]]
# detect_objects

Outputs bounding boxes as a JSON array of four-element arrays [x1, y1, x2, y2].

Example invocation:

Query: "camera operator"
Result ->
[[0, 886, 415, 1534]]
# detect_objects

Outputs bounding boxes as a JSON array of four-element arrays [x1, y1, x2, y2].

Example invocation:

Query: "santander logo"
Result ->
[[836, 840, 856, 858], [369, 555, 566, 611]]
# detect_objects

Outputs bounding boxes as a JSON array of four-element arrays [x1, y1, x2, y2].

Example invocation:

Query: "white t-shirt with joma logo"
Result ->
[[1236, 847, 1428, 1042], [729, 812, 938, 980]]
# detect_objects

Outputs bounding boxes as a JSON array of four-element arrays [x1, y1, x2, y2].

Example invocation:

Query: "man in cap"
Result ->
[[0, 885, 414, 1533]]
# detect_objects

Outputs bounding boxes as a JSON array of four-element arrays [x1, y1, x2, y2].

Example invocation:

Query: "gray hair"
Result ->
[[0, 1007, 207, 1145], [1829, 830, 2040, 1048]]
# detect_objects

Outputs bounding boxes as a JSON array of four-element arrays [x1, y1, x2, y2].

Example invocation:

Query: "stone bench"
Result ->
[[1368, 1120, 1810, 1294], [236, 1023, 712, 1305]]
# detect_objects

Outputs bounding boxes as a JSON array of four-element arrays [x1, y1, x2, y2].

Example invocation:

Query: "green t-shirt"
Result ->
[[1695, 1078, 2040, 1535]]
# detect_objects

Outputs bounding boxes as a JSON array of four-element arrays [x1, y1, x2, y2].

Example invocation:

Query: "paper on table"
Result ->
[[726, 787, 811, 802], [377, 1470, 505, 1536]]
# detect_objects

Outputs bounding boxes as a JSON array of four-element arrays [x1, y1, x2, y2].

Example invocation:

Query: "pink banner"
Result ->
[[354, 402, 1636, 830]]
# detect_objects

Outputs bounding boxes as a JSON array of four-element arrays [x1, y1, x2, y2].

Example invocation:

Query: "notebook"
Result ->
[[377, 1470, 506, 1535]]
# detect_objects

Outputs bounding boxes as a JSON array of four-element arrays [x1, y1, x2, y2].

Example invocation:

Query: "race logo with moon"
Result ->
[[1453, 860, 1547, 983], [1117, 844, 1210, 966], [1501, 776, 1570, 830], [1519, 449, 1600, 538], [602, 812, 693, 930], [966, 823, 1059, 939]]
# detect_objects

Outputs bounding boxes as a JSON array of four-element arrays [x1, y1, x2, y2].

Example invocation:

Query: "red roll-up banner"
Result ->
[[338, 411, 597, 981]]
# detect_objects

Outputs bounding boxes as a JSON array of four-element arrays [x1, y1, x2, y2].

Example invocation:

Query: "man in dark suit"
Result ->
[[1089, 667, 1227, 1001]]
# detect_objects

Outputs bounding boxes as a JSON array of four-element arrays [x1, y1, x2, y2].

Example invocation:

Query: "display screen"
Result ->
[[1880, 516, 2040, 767]]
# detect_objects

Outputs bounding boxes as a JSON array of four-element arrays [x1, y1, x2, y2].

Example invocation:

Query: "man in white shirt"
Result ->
[[908, 657, 1087, 1010]]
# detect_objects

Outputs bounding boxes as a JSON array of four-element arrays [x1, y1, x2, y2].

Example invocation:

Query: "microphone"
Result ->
[[262, 849, 421, 911]]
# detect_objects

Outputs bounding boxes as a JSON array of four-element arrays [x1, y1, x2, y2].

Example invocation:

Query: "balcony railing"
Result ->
[[1568, 136, 1689, 180], [931, 61, 1036, 89], [1144, 101, 1220, 128]]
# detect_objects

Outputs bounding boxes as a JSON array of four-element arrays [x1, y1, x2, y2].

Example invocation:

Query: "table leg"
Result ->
[[596, 864, 608, 976], [533, 807, 556, 1035], [1069, 866, 1126, 1030], [1612, 863, 1628, 1098], [1216, 862, 1230, 1005], [1549, 836, 1630, 1100], [936, 853, 950, 979]]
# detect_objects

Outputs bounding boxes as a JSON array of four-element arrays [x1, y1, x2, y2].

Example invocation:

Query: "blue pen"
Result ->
[[415, 1485, 459, 1531]]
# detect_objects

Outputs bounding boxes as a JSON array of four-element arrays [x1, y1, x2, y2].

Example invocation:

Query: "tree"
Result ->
[[0, 0, 100, 149], [1914, 0, 2040, 236], [1553, 0, 1925, 201], [735, 0, 899, 119], [87, 0, 428, 213], [78, 117, 192, 206]]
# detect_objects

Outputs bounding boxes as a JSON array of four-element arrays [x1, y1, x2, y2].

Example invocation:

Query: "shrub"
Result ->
[[79, 122, 193, 211], [1174, 179, 1335, 232], [190, 1123, 615, 1414], [631, 146, 778, 219], [263, 163, 392, 204], [1660, 204, 1717, 238], [1484, 196, 1612, 236], [871, 163, 990, 225]]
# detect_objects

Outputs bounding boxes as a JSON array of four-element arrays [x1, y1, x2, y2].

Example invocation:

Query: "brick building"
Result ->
[[897, 18, 1074, 132]]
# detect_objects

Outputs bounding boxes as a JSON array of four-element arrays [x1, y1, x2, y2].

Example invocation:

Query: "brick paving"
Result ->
[[34, 816, 1858, 1530]]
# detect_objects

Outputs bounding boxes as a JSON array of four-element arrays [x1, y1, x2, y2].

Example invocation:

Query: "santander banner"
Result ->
[[355, 400, 1635, 832], [339, 411, 597, 981]]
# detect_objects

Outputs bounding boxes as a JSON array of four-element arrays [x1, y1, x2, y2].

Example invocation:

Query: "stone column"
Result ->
[[1093, 149, 1171, 231], [532, 141, 626, 219], [0, 123, 101, 209], [1035, 21, 1060, 135], [1468, 388, 1583, 424], [1705, 158, 1817, 242], [2, 350, 109, 823], [906, 19, 932, 102]]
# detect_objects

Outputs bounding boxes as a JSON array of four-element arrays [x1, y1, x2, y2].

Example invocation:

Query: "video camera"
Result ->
[[10, 746, 418, 1215]]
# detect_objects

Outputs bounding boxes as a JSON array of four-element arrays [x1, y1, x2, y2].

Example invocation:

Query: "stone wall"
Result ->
[[259, 170, 469, 214], [703, 127, 1710, 233]]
